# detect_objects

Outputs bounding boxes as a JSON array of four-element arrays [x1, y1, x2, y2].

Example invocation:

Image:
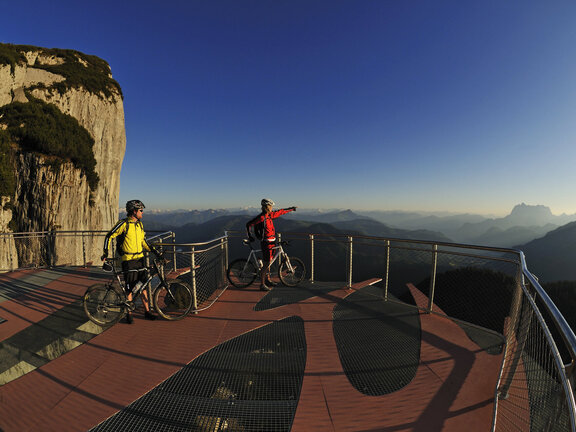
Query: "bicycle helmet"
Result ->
[[126, 199, 145, 215], [261, 198, 275, 208]]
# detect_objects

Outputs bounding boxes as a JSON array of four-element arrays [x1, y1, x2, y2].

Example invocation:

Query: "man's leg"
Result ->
[[125, 291, 134, 323], [137, 261, 156, 320], [260, 241, 272, 291], [122, 261, 136, 324], [142, 290, 154, 313]]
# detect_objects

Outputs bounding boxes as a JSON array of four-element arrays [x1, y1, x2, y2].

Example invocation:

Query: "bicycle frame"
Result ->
[[105, 256, 165, 307], [226, 239, 306, 289], [245, 241, 291, 272]]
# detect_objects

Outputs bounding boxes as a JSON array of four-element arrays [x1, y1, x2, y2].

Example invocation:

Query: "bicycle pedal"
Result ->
[[125, 301, 135, 311]]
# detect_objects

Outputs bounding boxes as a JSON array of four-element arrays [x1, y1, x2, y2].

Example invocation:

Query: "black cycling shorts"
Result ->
[[122, 258, 147, 292]]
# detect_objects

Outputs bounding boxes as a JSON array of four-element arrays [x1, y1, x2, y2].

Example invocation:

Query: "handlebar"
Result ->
[[102, 254, 168, 272], [242, 239, 290, 247]]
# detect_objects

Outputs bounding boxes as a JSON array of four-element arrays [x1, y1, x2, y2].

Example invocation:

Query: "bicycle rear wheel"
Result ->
[[83, 283, 126, 326], [154, 279, 194, 320], [279, 257, 306, 286], [227, 259, 258, 288]]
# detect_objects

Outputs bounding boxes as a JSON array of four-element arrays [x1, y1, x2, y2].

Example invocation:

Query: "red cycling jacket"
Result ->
[[246, 208, 295, 241]]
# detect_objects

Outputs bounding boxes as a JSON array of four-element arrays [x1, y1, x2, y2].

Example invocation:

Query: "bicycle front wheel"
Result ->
[[83, 283, 126, 326], [227, 259, 258, 288], [279, 257, 306, 286], [154, 279, 194, 320]]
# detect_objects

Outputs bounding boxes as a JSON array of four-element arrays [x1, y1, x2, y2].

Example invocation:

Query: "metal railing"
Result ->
[[0, 230, 175, 271], [226, 230, 576, 431], [2, 229, 575, 430], [0, 230, 227, 313], [152, 236, 228, 312]]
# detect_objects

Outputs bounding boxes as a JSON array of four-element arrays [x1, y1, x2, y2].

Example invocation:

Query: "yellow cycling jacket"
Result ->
[[103, 218, 153, 261]]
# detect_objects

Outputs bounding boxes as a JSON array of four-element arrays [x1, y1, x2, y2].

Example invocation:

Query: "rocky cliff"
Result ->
[[0, 43, 125, 268]]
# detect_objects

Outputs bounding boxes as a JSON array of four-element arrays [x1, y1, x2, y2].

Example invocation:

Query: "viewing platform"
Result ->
[[0, 231, 574, 431], [0, 267, 512, 431]]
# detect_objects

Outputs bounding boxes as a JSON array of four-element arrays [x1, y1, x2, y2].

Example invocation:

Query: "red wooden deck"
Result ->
[[0, 267, 502, 431]]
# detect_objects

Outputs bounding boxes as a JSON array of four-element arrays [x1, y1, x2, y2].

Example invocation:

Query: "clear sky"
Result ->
[[4, 1, 576, 216]]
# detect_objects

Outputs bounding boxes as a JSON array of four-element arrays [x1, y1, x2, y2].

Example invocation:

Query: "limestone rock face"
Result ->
[[0, 45, 125, 268]]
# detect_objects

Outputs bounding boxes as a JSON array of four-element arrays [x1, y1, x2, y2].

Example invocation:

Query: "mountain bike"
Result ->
[[83, 256, 194, 326], [227, 239, 306, 288]]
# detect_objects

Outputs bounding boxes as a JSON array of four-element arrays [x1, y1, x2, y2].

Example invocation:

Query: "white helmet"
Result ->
[[261, 198, 275, 207]]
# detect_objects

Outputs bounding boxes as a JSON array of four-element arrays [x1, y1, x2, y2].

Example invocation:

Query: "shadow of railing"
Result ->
[[1, 229, 574, 431]]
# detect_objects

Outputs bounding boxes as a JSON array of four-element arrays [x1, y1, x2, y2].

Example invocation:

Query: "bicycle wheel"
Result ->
[[154, 279, 194, 320], [279, 256, 306, 286], [83, 283, 126, 326], [227, 259, 258, 288]]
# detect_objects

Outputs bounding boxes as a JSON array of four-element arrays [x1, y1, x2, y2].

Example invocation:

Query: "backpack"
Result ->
[[253, 215, 268, 240], [254, 221, 264, 240], [115, 219, 130, 256]]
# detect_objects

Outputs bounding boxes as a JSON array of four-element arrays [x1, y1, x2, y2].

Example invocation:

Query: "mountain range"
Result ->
[[141, 204, 576, 283], [514, 221, 576, 282], [144, 203, 576, 248]]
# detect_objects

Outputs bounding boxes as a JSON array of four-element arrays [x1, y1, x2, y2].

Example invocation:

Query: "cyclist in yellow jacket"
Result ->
[[102, 199, 160, 323]]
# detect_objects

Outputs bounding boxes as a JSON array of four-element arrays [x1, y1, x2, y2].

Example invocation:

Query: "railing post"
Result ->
[[309, 234, 315, 284], [427, 244, 438, 313], [172, 232, 177, 273], [191, 245, 198, 312], [384, 239, 390, 301], [47, 231, 54, 268], [82, 232, 87, 267], [221, 237, 228, 283], [8, 233, 14, 271], [347, 236, 353, 288]]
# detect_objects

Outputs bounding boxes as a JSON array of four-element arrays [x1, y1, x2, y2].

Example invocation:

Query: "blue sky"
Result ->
[[4, 1, 576, 215]]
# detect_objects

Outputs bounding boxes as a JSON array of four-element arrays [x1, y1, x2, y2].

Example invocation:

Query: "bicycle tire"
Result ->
[[154, 279, 194, 320], [227, 258, 258, 288], [83, 283, 126, 326], [279, 256, 306, 286]]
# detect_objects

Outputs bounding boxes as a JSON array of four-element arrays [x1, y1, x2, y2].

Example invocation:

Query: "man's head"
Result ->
[[261, 198, 274, 213], [126, 199, 145, 219]]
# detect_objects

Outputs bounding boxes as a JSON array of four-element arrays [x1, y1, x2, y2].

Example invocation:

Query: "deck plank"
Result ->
[[0, 271, 501, 431]]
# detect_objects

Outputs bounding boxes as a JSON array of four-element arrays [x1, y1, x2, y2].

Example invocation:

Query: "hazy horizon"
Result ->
[[133, 201, 575, 219]]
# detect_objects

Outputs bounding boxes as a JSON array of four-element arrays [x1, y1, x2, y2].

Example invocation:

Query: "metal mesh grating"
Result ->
[[333, 285, 420, 395], [193, 245, 226, 306], [171, 245, 226, 311], [254, 281, 341, 311], [496, 284, 573, 431], [90, 316, 306, 432]]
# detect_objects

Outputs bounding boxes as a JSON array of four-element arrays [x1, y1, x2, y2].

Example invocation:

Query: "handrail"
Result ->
[[225, 229, 521, 255], [227, 228, 576, 430], [519, 270, 576, 430], [165, 234, 229, 248], [0, 230, 170, 236], [520, 252, 576, 369], [2, 229, 575, 430]]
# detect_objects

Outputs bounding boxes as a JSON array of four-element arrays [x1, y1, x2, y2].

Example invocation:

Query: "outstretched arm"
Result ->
[[270, 206, 298, 218]]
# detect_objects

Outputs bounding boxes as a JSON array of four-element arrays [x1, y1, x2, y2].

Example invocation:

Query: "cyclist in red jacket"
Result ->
[[246, 198, 297, 291]]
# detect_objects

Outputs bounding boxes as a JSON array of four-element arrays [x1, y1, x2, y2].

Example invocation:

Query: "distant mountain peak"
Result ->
[[510, 203, 552, 217]]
